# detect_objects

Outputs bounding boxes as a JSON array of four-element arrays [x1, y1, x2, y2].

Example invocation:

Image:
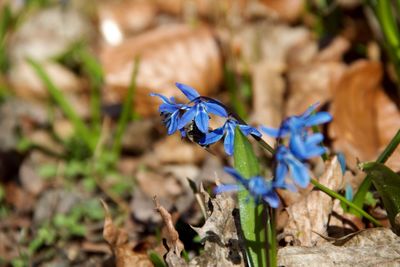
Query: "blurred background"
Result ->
[[1, 0, 400, 266]]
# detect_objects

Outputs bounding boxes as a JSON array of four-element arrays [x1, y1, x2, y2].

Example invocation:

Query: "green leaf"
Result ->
[[360, 162, 400, 234], [233, 127, 271, 267], [351, 129, 400, 216], [148, 251, 166, 267]]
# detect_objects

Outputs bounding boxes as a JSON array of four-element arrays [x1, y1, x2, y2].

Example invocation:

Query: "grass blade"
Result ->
[[112, 58, 139, 156], [28, 58, 95, 151]]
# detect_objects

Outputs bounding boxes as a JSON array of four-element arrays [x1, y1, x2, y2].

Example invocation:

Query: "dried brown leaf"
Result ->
[[329, 60, 382, 168], [283, 156, 345, 246], [261, 0, 305, 23], [375, 90, 400, 171], [190, 187, 244, 266], [100, 24, 222, 117], [278, 228, 400, 266], [101, 200, 152, 267], [98, 1, 156, 44], [251, 62, 285, 147], [153, 196, 184, 256], [286, 37, 348, 115], [153, 196, 187, 267]]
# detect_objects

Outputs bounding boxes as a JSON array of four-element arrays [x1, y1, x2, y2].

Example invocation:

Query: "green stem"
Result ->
[[351, 129, 400, 215], [311, 179, 382, 226]]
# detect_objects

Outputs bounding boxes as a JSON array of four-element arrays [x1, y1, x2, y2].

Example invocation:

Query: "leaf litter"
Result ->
[[1, 0, 400, 266]]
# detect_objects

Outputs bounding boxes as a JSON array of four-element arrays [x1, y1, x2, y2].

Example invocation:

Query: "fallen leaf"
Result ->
[[286, 37, 348, 115], [250, 62, 285, 146], [278, 228, 400, 266], [375, 90, 400, 171], [8, 61, 83, 100], [190, 187, 244, 266], [101, 200, 153, 267], [261, 0, 305, 23], [98, 1, 157, 45], [283, 156, 345, 246], [153, 196, 184, 257], [8, 6, 93, 63], [147, 134, 206, 165], [329, 60, 382, 169], [100, 24, 222, 117]]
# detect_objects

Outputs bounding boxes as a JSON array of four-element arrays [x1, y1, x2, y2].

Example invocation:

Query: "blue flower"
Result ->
[[215, 167, 280, 207], [261, 103, 332, 138], [175, 83, 228, 133], [275, 146, 310, 188], [200, 118, 261, 156], [150, 93, 186, 135]]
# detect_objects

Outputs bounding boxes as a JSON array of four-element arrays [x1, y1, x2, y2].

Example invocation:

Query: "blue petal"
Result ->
[[240, 125, 262, 137], [180, 128, 187, 138], [167, 112, 179, 135], [175, 83, 200, 101], [177, 107, 196, 129], [194, 104, 209, 133], [263, 191, 280, 208], [205, 101, 228, 117], [337, 152, 346, 174], [345, 184, 353, 201], [224, 167, 247, 184], [201, 127, 224, 145], [304, 112, 332, 127], [214, 184, 241, 194], [159, 103, 179, 113], [301, 146, 326, 159], [301, 102, 319, 117], [275, 162, 288, 185], [304, 133, 324, 146], [223, 125, 235, 156], [150, 93, 174, 104], [261, 126, 289, 138], [287, 158, 310, 188], [289, 134, 308, 159]]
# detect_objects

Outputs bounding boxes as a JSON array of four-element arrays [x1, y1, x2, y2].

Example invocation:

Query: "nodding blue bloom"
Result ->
[[200, 118, 261, 156], [215, 167, 280, 208], [175, 83, 228, 133], [275, 146, 310, 189], [150, 93, 186, 135], [261, 103, 332, 139]]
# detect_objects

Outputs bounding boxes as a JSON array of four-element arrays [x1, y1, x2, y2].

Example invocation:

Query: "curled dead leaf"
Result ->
[[329, 60, 382, 168], [283, 156, 345, 246], [100, 24, 222, 117], [101, 200, 153, 267]]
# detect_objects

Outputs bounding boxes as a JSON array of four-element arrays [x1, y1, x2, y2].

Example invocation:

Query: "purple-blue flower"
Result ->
[[200, 118, 261, 156], [175, 83, 228, 133], [215, 167, 280, 207], [150, 93, 186, 135], [275, 145, 310, 188], [261, 103, 332, 139]]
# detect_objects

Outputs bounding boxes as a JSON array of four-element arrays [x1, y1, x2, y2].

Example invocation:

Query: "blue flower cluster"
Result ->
[[151, 83, 261, 155], [262, 104, 332, 190], [215, 104, 332, 207], [151, 83, 332, 207]]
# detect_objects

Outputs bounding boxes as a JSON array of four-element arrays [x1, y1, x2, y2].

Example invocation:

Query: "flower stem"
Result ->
[[311, 179, 382, 226]]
